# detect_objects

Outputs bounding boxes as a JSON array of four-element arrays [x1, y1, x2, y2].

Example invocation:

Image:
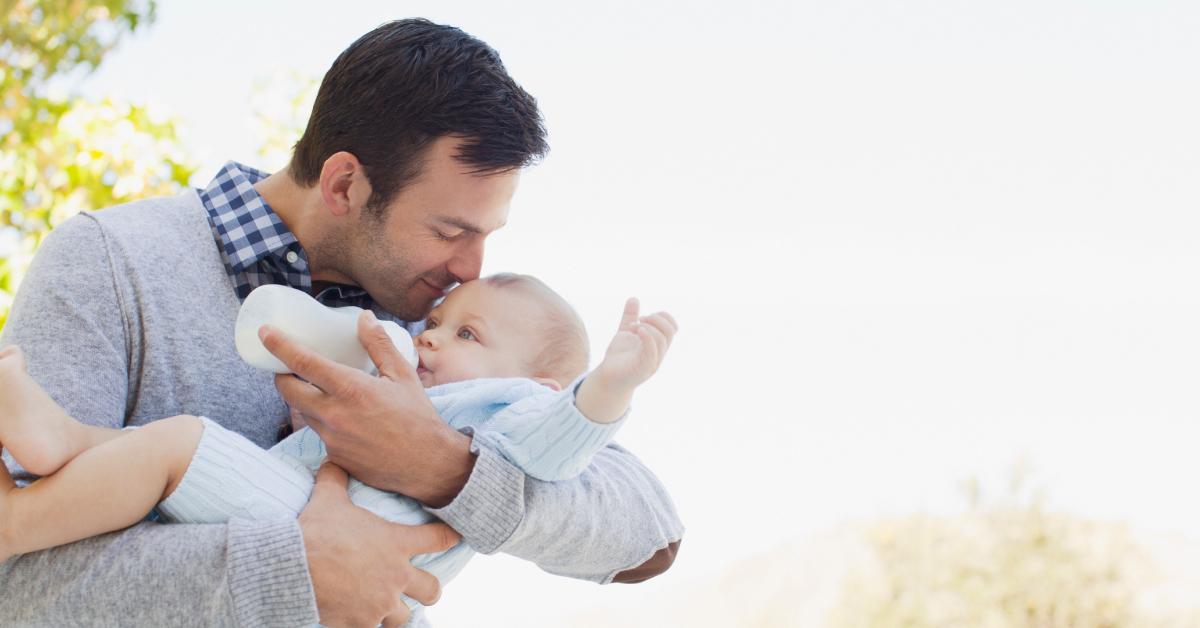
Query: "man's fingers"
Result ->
[[289, 406, 310, 432], [357, 311, 414, 382], [274, 373, 329, 421], [310, 462, 352, 505], [0, 453, 15, 491], [382, 609, 411, 628], [399, 522, 462, 555], [387, 523, 459, 608], [259, 325, 358, 396], [402, 566, 443, 607], [618, 297, 640, 332]]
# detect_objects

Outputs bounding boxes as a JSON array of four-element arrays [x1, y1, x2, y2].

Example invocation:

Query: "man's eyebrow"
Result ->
[[437, 216, 506, 234]]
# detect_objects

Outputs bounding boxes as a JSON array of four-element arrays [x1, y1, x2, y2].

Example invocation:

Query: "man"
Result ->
[[0, 19, 681, 627]]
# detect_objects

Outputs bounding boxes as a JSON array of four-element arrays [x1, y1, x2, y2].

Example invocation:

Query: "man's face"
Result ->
[[344, 136, 518, 321], [414, 280, 543, 387]]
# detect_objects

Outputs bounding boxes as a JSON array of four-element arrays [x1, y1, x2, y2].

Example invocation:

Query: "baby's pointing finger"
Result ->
[[618, 298, 640, 332]]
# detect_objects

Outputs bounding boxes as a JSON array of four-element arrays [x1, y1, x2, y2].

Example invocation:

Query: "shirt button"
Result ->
[[285, 251, 299, 264]]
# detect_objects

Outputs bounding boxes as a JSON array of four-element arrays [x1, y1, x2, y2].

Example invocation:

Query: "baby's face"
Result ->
[[414, 280, 542, 387]]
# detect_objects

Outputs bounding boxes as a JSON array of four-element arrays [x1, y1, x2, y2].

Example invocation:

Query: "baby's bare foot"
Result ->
[[0, 347, 83, 476]]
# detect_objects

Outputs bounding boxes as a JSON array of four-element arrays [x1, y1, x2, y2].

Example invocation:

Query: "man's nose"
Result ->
[[448, 238, 485, 283]]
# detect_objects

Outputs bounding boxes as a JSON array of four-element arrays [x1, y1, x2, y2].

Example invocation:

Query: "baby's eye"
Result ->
[[425, 318, 438, 330], [457, 327, 476, 341]]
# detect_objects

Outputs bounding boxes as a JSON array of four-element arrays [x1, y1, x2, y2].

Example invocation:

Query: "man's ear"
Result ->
[[318, 151, 370, 218], [532, 377, 562, 392]]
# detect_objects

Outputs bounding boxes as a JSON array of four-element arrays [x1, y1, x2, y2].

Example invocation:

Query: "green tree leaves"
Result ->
[[0, 0, 195, 328]]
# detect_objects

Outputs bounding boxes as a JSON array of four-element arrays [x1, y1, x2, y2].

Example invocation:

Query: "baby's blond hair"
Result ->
[[482, 273, 589, 388]]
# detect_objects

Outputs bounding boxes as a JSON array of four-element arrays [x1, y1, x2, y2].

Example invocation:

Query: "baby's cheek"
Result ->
[[457, 362, 488, 381], [462, 354, 507, 382], [436, 355, 479, 385]]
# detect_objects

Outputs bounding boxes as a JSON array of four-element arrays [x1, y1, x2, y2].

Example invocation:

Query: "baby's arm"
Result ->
[[575, 298, 678, 423], [476, 299, 676, 482]]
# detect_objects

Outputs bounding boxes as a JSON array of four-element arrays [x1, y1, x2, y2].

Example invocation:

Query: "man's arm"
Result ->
[[432, 436, 684, 582], [0, 519, 313, 627]]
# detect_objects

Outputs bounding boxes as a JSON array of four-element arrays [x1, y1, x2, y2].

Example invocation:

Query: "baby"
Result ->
[[0, 273, 676, 608]]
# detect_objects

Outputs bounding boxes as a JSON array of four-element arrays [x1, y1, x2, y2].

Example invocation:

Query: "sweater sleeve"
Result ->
[[2, 215, 130, 425], [476, 376, 628, 481], [0, 214, 319, 627], [427, 437, 684, 583]]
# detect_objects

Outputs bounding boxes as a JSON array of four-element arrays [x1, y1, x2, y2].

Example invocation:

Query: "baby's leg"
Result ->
[[0, 346, 122, 476], [0, 414, 202, 562]]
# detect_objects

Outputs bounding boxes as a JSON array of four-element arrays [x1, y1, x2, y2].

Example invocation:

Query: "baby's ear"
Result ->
[[532, 377, 562, 391]]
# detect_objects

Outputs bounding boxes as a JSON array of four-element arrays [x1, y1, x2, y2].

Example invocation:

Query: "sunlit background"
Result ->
[[4, 0, 1200, 625]]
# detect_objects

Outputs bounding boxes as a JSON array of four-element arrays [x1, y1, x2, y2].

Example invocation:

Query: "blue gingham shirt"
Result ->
[[199, 161, 411, 327]]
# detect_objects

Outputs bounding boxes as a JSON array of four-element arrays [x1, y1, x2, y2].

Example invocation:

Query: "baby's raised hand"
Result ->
[[593, 298, 678, 391]]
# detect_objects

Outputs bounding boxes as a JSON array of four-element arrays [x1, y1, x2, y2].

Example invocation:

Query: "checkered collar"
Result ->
[[198, 162, 409, 325], [199, 161, 311, 299]]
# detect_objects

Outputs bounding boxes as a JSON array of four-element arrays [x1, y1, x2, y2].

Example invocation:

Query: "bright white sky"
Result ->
[[77, 0, 1200, 624]]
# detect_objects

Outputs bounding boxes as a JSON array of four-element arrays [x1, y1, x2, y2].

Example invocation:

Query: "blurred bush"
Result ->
[[832, 511, 1147, 627], [830, 471, 1199, 628], [0, 0, 195, 329]]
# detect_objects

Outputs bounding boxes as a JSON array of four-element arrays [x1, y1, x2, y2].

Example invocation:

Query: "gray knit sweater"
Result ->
[[0, 191, 683, 627]]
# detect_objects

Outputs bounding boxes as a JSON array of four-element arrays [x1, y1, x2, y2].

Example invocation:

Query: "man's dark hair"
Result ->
[[290, 19, 548, 214]]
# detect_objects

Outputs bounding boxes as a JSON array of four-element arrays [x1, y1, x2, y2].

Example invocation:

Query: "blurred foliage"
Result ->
[[252, 69, 317, 173], [0, 0, 196, 329], [829, 469, 1200, 628], [833, 510, 1145, 627]]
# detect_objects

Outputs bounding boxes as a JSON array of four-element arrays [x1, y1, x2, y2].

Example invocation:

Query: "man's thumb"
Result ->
[[310, 462, 352, 504], [357, 310, 412, 380]]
